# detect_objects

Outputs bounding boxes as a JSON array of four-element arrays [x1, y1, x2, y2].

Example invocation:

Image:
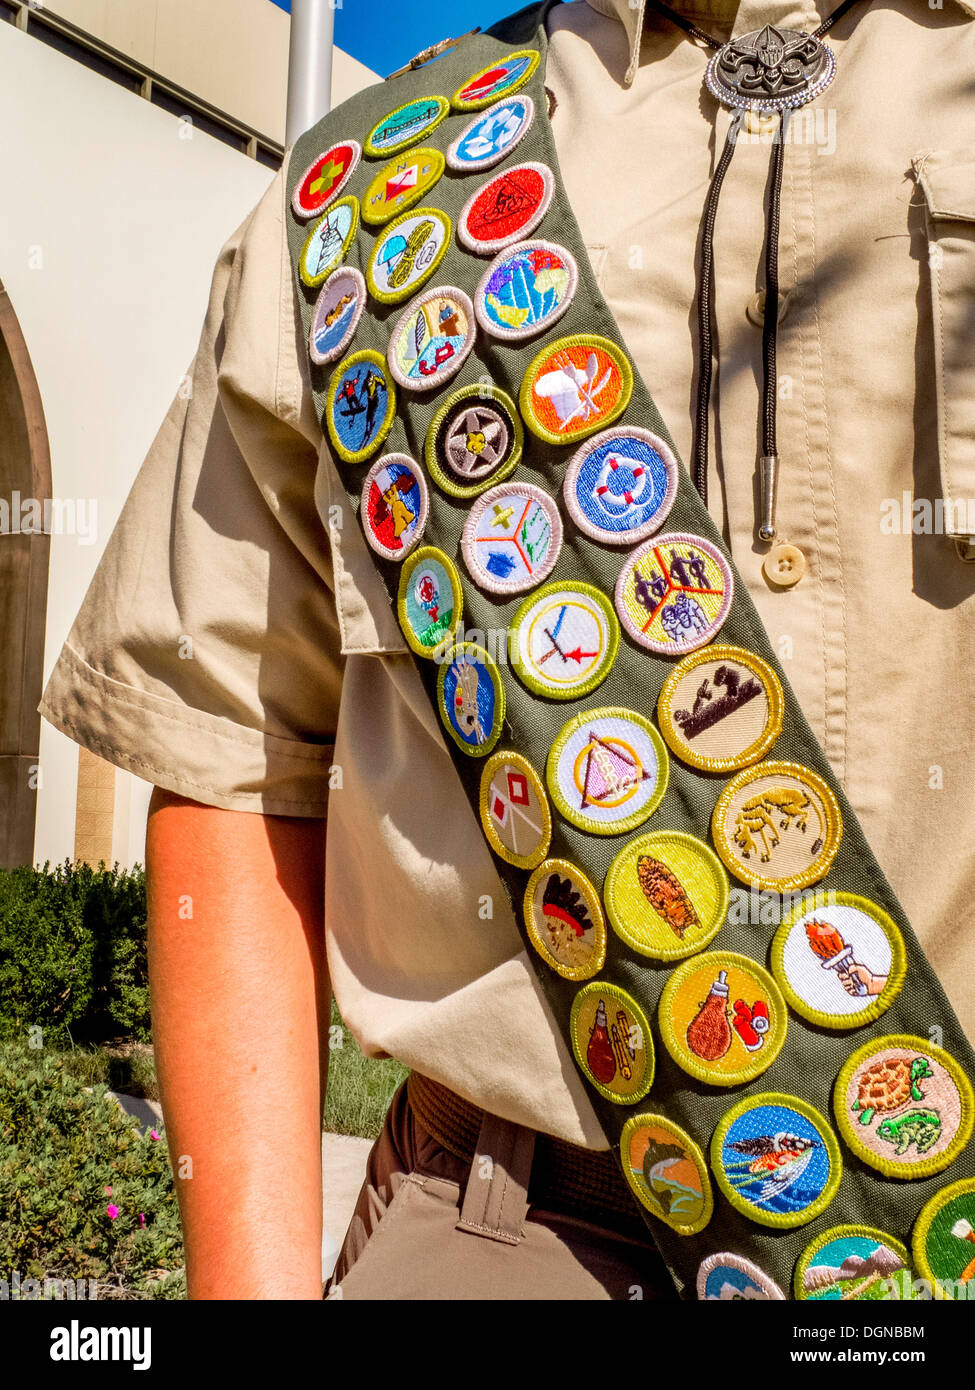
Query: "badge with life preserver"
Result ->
[[563, 426, 679, 546], [547, 707, 669, 837], [657, 645, 784, 773], [912, 1179, 975, 1299], [570, 981, 654, 1104], [397, 546, 463, 658], [360, 453, 428, 561], [619, 1113, 713, 1235], [615, 533, 733, 656], [461, 482, 562, 595], [523, 858, 606, 981], [458, 163, 555, 255], [436, 642, 505, 758], [711, 759, 842, 893], [310, 266, 366, 367], [387, 286, 476, 392], [446, 94, 534, 172], [364, 95, 449, 158], [480, 751, 551, 871], [425, 384, 523, 499], [510, 582, 619, 700], [520, 335, 633, 446], [602, 830, 729, 961], [366, 208, 451, 305], [292, 140, 361, 220], [451, 50, 540, 111], [362, 147, 445, 225], [299, 195, 360, 289], [794, 1226, 917, 1301], [697, 1253, 786, 1301], [474, 240, 578, 341], [325, 349, 395, 464]]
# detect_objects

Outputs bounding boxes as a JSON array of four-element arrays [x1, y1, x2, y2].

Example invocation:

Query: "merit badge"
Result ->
[[696, 1253, 786, 1301], [387, 286, 476, 392], [425, 384, 523, 500], [570, 981, 654, 1105], [509, 582, 619, 700], [361, 147, 445, 225], [795, 1226, 917, 1302], [446, 94, 534, 172], [658, 950, 787, 1086], [364, 95, 449, 158], [461, 482, 562, 595], [325, 349, 395, 464], [833, 1034, 974, 1179], [913, 1178, 975, 1300], [620, 1114, 713, 1235], [292, 140, 361, 219], [298, 195, 359, 288], [771, 892, 907, 1030], [603, 830, 729, 961], [523, 858, 606, 981], [546, 707, 669, 837], [474, 240, 578, 342], [457, 162, 554, 255], [436, 641, 505, 758], [615, 533, 733, 657], [520, 335, 633, 446], [309, 266, 366, 366], [711, 759, 842, 893], [563, 426, 679, 546], [479, 751, 551, 871], [711, 1093, 842, 1229], [397, 545, 463, 657], [366, 208, 451, 305], [657, 645, 784, 773], [360, 453, 429, 561], [451, 50, 540, 111]]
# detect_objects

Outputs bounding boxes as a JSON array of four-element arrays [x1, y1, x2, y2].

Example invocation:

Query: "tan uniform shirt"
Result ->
[[41, 0, 975, 1148]]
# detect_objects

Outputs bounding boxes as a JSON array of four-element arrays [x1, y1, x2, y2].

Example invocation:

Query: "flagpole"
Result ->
[[286, 0, 335, 147]]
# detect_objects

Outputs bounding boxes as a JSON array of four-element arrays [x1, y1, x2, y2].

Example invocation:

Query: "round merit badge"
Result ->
[[912, 1178, 975, 1300], [523, 858, 606, 981], [474, 240, 578, 341], [299, 195, 359, 288], [451, 50, 540, 111], [546, 707, 669, 837], [711, 759, 842, 893], [360, 453, 429, 561], [436, 642, 505, 758], [563, 426, 679, 546], [310, 266, 366, 366], [602, 830, 729, 961], [458, 162, 555, 255], [711, 1092, 842, 1229], [387, 286, 476, 392], [619, 1113, 713, 1235], [366, 208, 451, 305], [446, 94, 534, 172], [425, 384, 523, 500], [570, 981, 654, 1104], [657, 645, 784, 773], [520, 335, 633, 446], [771, 892, 907, 1030], [364, 95, 449, 158], [509, 582, 619, 700], [396, 546, 463, 657], [479, 751, 551, 871], [615, 533, 733, 657], [325, 349, 395, 464], [460, 482, 562, 595], [696, 1253, 786, 1301], [657, 950, 788, 1087], [292, 140, 361, 219], [361, 146, 445, 225], [833, 1034, 974, 1179], [795, 1226, 916, 1302]]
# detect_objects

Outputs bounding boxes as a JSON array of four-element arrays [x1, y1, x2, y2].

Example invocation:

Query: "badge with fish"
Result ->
[[619, 1114, 714, 1235]]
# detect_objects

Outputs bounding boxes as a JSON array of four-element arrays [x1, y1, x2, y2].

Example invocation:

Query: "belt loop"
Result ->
[[456, 1108, 536, 1245]]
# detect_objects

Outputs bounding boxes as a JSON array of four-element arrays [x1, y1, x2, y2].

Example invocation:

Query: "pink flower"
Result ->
[[106, 1204, 119, 1220], [104, 1186, 113, 1195], [150, 1130, 161, 1141], [138, 1213, 146, 1229]]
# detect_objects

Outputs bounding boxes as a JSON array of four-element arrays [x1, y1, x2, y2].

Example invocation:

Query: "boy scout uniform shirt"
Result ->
[[40, 0, 975, 1150]]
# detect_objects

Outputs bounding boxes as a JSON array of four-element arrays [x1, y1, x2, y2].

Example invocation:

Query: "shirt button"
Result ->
[[746, 289, 790, 327], [744, 110, 780, 137], [763, 543, 806, 588]]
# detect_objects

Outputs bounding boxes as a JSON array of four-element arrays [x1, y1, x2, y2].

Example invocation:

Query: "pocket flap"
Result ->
[[914, 150, 975, 222]]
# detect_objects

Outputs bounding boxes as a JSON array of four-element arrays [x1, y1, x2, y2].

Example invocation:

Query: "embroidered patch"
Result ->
[[620, 1114, 713, 1235], [424, 384, 523, 499], [360, 453, 429, 561], [397, 545, 464, 658], [657, 645, 784, 773], [563, 427, 679, 546], [460, 482, 562, 595], [833, 1034, 974, 1179], [479, 751, 552, 871], [364, 95, 450, 158], [711, 1093, 842, 1229], [658, 951, 788, 1086], [696, 1253, 786, 1301], [523, 858, 606, 981], [546, 707, 669, 837], [520, 335, 633, 445], [361, 147, 445, 225], [912, 1178, 975, 1300], [387, 286, 476, 392], [474, 240, 578, 342], [292, 140, 361, 220], [710, 759, 843, 893], [771, 892, 907, 1031], [446, 94, 534, 172], [615, 533, 733, 657], [298, 195, 360, 288], [510, 582, 619, 700], [450, 50, 540, 111], [436, 642, 505, 757], [602, 830, 729, 961], [366, 208, 451, 305], [309, 266, 367, 366], [325, 348, 395, 464], [570, 981, 654, 1105], [457, 162, 555, 255], [794, 1226, 917, 1301]]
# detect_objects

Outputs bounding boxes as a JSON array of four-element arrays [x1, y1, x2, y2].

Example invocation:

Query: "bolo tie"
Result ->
[[644, 0, 867, 540]]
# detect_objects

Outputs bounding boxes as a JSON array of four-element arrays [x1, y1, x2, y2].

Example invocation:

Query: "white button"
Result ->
[[746, 289, 790, 328], [763, 543, 806, 588], [744, 110, 781, 137]]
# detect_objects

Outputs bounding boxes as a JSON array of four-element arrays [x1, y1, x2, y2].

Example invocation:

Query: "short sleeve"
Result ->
[[39, 167, 342, 817]]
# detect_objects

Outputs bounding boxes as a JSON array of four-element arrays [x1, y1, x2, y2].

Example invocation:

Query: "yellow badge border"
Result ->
[[519, 334, 634, 447], [603, 829, 729, 962], [450, 49, 541, 112], [298, 194, 360, 289], [569, 981, 655, 1105], [656, 644, 784, 773], [794, 1224, 916, 1301], [479, 750, 552, 871], [365, 206, 453, 306], [396, 545, 464, 659], [424, 382, 524, 499], [510, 580, 620, 702], [325, 347, 396, 465], [435, 640, 506, 759], [546, 705, 670, 838], [522, 856, 606, 981], [619, 1112, 714, 1236], [361, 147, 446, 227], [364, 94, 450, 159], [912, 1177, 975, 1300]]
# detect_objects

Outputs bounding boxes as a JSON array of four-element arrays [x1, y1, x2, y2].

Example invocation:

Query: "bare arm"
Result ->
[[146, 788, 329, 1299]]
